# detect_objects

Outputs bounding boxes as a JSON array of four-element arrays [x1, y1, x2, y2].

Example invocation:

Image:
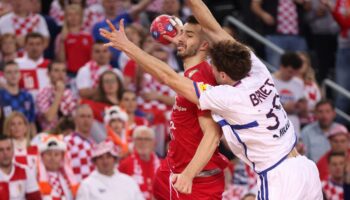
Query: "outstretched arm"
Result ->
[[187, 0, 233, 43], [100, 19, 199, 104]]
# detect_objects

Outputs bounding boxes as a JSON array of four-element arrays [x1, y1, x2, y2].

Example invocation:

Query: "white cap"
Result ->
[[39, 135, 67, 153], [92, 140, 119, 159], [104, 106, 128, 125]]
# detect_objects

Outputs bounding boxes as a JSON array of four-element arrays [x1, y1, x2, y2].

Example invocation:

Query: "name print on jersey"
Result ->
[[249, 78, 275, 106]]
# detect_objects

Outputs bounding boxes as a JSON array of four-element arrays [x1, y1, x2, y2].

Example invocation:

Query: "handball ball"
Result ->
[[150, 15, 179, 45]]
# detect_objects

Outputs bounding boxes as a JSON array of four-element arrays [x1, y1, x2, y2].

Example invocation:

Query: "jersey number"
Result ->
[[266, 95, 281, 130]]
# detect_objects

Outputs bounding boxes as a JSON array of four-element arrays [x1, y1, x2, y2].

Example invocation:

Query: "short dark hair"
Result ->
[[25, 32, 45, 43], [47, 61, 65, 73], [3, 61, 18, 70], [327, 151, 345, 163], [209, 40, 251, 81], [186, 15, 198, 24], [315, 99, 335, 110], [94, 40, 106, 45], [280, 52, 302, 70]]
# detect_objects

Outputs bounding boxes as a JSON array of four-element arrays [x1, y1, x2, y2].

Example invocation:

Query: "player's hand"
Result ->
[[163, 16, 184, 46], [99, 19, 132, 51], [171, 173, 193, 194]]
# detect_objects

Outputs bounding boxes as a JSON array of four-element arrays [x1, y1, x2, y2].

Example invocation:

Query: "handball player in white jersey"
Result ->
[[99, 0, 323, 199]]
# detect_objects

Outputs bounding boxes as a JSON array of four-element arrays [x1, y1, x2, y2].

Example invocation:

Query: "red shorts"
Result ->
[[153, 168, 225, 200]]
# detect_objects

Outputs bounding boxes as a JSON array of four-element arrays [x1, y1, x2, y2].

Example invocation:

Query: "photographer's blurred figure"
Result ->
[[76, 140, 144, 200]]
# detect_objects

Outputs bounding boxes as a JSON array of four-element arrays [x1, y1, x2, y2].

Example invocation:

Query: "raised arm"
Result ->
[[100, 19, 199, 104], [187, 0, 233, 43]]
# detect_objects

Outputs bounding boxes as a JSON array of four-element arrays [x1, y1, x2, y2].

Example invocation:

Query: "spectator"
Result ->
[[104, 105, 130, 157], [272, 52, 304, 133], [297, 52, 321, 128], [76, 140, 144, 200], [301, 99, 340, 162], [49, 0, 88, 26], [322, 152, 345, 200], [95, 70, 124, 105], [92, 0, 154, 68], [344, 156, 350, 200], [76, 40, 122, 99], [32, 0, 62, 60], [0, 134, 42, 200], [0, 0, 49, 48], [0, 33, 18, 64], [80, 70, 124, 123], [119, 126, 160, 200], [297, 52, 322, 112], [120, 90, 149, 134], [251, 0, 309, 67], [64, 104, 95, 182], [55, 4, 93, 76], [37, 135, 78, 200], [305, 0, 339, 82], [3, 111, 38, 169], [15, 33, 50, 99], [36, 62, 77, 131], [317, 124, 349, 181], [322, 0, 350, 118], [0, 62, 36, 130], [0, 0, 12, 17]]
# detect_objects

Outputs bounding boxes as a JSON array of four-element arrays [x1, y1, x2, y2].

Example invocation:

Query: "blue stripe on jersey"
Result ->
[[257, 131, 298, 175], [217, 120, 259, 130], [264, 173, 269, 200], [193, 82, 200, 98], [217, 119, 259, 170], [260, 175, 265, 200]]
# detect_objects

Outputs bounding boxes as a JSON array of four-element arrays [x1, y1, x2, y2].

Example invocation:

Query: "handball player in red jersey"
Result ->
[[150, 16, 228, 200]]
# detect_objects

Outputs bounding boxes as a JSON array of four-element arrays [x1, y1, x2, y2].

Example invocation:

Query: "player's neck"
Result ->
[[5, 84, 19, 95], [183, 56, 206, 71], [0, 163, 13, 175]]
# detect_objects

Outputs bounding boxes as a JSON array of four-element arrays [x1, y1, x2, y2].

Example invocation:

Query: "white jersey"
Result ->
[[194, 52, 296, 173]]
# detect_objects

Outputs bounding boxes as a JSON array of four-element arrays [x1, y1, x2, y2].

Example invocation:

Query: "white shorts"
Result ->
[[256, 155, 323, 200]]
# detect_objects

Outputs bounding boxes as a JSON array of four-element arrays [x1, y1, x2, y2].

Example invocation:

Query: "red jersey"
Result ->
[[165, 61, 228, 173], [317, 149, 350, 181], [119, 152, 160, 200], [64, 32, 93, 73]]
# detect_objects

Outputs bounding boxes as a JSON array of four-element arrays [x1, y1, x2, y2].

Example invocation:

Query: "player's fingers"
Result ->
[[99, 29, 112, 38], [163, 35, 176, 44], [171, 174, 178, 184], [169, 17, 182, 33], [119, 18, 125, 33], [103, 42, 113, 48], [106, 19, 117, 32]]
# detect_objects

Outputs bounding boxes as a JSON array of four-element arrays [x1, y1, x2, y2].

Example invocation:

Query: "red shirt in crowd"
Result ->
[[119, 151, 160, 200], [317, 149, 350, 181], [64, 33, 93, 74], [163, 61, 228, 173]]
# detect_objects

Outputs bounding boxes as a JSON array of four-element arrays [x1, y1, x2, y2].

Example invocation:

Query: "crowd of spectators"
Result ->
[[0, 0, 349, 199]]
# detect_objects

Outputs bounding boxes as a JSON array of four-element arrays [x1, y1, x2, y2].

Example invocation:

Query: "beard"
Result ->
[[177, 44, 200, 59]]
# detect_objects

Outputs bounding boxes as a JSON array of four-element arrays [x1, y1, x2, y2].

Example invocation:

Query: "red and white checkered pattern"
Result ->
[[276, 0, 298, 35], [47, 172, 65, 198], [49, 0, 64, 26], [64, 133, 95, 182], [82, 4, 105, 33], [322, 179, 344, 200], [36, 86, 77, 131], [14, 146, 38, 170], [138, 73, 176, 112], [12, 14, 40, 36]]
